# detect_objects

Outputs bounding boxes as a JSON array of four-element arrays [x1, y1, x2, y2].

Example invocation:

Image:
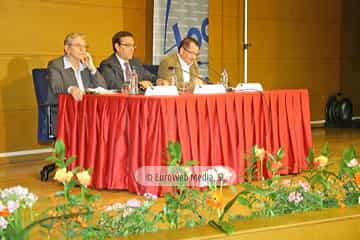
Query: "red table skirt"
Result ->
[[57, 90, 312, 195]]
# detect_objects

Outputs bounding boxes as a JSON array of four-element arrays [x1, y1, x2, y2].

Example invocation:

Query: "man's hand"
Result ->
[[139, 80, 153, 89], [193, 76, 204, 85], [83, 52, 96, 72], [70, 87, 84, 101], [156, 79, 170, 86]]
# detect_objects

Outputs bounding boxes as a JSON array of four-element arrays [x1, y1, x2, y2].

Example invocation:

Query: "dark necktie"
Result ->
[[124, 62, 131, 82]]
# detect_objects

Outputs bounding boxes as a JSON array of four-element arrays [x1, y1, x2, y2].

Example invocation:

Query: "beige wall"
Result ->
[[0, 0, 153, 154], [341, 0, 360, 116], [1, 0, 355, 155], [209, 0, 342, 121]]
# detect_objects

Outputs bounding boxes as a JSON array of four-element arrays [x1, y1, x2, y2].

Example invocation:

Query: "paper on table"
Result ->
[[86, 87, 118, 94]]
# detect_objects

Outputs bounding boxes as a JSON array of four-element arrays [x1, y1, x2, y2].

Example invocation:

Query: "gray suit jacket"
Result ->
[[47, 56, 106, 136], [99, 53, 156, 90], [47, 56, 107, 104]]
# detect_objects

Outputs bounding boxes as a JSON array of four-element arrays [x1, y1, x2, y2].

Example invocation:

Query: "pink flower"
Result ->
[[298, 180, 310, 192], [288, 192, 303, 204]]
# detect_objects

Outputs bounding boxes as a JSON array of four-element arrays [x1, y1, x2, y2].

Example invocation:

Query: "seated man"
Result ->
[[157, 37, 203, 90], [43, 32, 106, 181], [48, 32, 107, 104], [99, 31, 156, 90]]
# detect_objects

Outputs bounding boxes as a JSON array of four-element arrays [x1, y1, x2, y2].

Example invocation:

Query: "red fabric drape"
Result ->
[[57, 90, 312, 195]]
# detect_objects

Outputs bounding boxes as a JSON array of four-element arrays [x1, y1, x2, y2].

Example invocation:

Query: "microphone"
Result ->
[[197, 61, 225, 84]]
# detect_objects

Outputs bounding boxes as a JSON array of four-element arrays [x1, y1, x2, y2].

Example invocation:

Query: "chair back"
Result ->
[[32, 68, 56, 142], [143, 64, 159, 76]]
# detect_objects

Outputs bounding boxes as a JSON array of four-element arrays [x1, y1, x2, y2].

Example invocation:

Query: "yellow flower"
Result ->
[[54, 168, 73, 184], [76, 170, 91, 187], [206, 191, 225, 209], [314, 155, 328, 168], [255, 148, 266, 160]]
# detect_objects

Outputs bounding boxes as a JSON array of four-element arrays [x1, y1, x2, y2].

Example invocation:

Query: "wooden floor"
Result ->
[[1, 127, 360, 239]]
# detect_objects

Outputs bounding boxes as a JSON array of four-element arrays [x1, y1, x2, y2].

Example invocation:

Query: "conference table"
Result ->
[[56, 89, 312, 195]]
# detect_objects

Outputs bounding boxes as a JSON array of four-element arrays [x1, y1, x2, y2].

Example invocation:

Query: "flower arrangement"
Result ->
[[1, 140, 359, 239], [0, 186, 38, 239]]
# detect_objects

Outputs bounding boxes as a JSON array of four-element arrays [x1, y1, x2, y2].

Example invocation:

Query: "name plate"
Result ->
[[193, 84, 226, 94], [234, 83, 263, 92], [144, 86, 179, 96]]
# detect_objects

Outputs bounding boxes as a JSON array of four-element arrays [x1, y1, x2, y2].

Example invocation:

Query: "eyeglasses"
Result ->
[[120, 43, 137, 49], [183, 47, 199, 57], [69, 43, 88, 50]]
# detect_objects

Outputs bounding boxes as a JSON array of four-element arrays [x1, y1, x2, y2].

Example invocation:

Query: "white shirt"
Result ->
[[177, 53, 192, 83], [115, 54, 131, 82], [63, 56, 86, 92]]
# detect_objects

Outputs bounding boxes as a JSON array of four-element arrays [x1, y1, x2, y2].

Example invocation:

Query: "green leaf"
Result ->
[[321, 143, 329, 157], [219, 192, 242, 222], [218, 221, 234, 234], [65, 156, 77, 168], [306, 148, 314, 165], [277, 147, 284, 159], [55, 139, 65, 159], [184, 160, 198, 166], [229, 185, 237, 193], [237, 196, 250, 206], [266, 159, 271, 170]]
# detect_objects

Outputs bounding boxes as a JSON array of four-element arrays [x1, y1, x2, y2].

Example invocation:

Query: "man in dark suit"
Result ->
[[99, 31, 156, 90]]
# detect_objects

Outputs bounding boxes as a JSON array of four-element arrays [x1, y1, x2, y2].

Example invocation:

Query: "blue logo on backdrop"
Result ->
[[163, 0, 208, 55]]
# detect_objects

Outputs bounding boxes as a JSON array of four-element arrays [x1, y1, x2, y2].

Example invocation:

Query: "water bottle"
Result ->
[[221, 68, 228, 89], [168, 66, 177, 86], [129, 69, 139, 95]]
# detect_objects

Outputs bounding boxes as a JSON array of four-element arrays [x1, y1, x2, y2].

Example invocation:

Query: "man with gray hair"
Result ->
[[41, 32, 107, 181], [48, 32, 106, 103]]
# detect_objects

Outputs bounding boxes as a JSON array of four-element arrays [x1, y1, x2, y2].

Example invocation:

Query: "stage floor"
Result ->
[[1, 127, 360, 239]]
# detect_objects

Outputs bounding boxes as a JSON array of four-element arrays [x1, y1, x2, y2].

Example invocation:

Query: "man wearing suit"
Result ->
[[99, 31, 156, 90], [42, 32, 106, 181], [48, 32, 106, 103], [157, 37, 203, 90], [47, 32, 106, 133]]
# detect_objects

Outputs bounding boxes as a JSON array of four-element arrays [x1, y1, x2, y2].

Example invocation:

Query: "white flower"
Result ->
[[143, 192, 158, 200], [122, 207, 135, 217], [126, 199, 142, 208], [0, 217, 8, 230], [347, 158, 359, 168], [25, 193, 38, 208], [0, 202, 5, 211], [7, 200, 20, 213], [104, 203, 124, 212]]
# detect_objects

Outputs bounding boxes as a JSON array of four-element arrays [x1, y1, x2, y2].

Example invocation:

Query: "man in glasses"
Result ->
[[157, 37, 203, 89], [99, 31, 156, 90]]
